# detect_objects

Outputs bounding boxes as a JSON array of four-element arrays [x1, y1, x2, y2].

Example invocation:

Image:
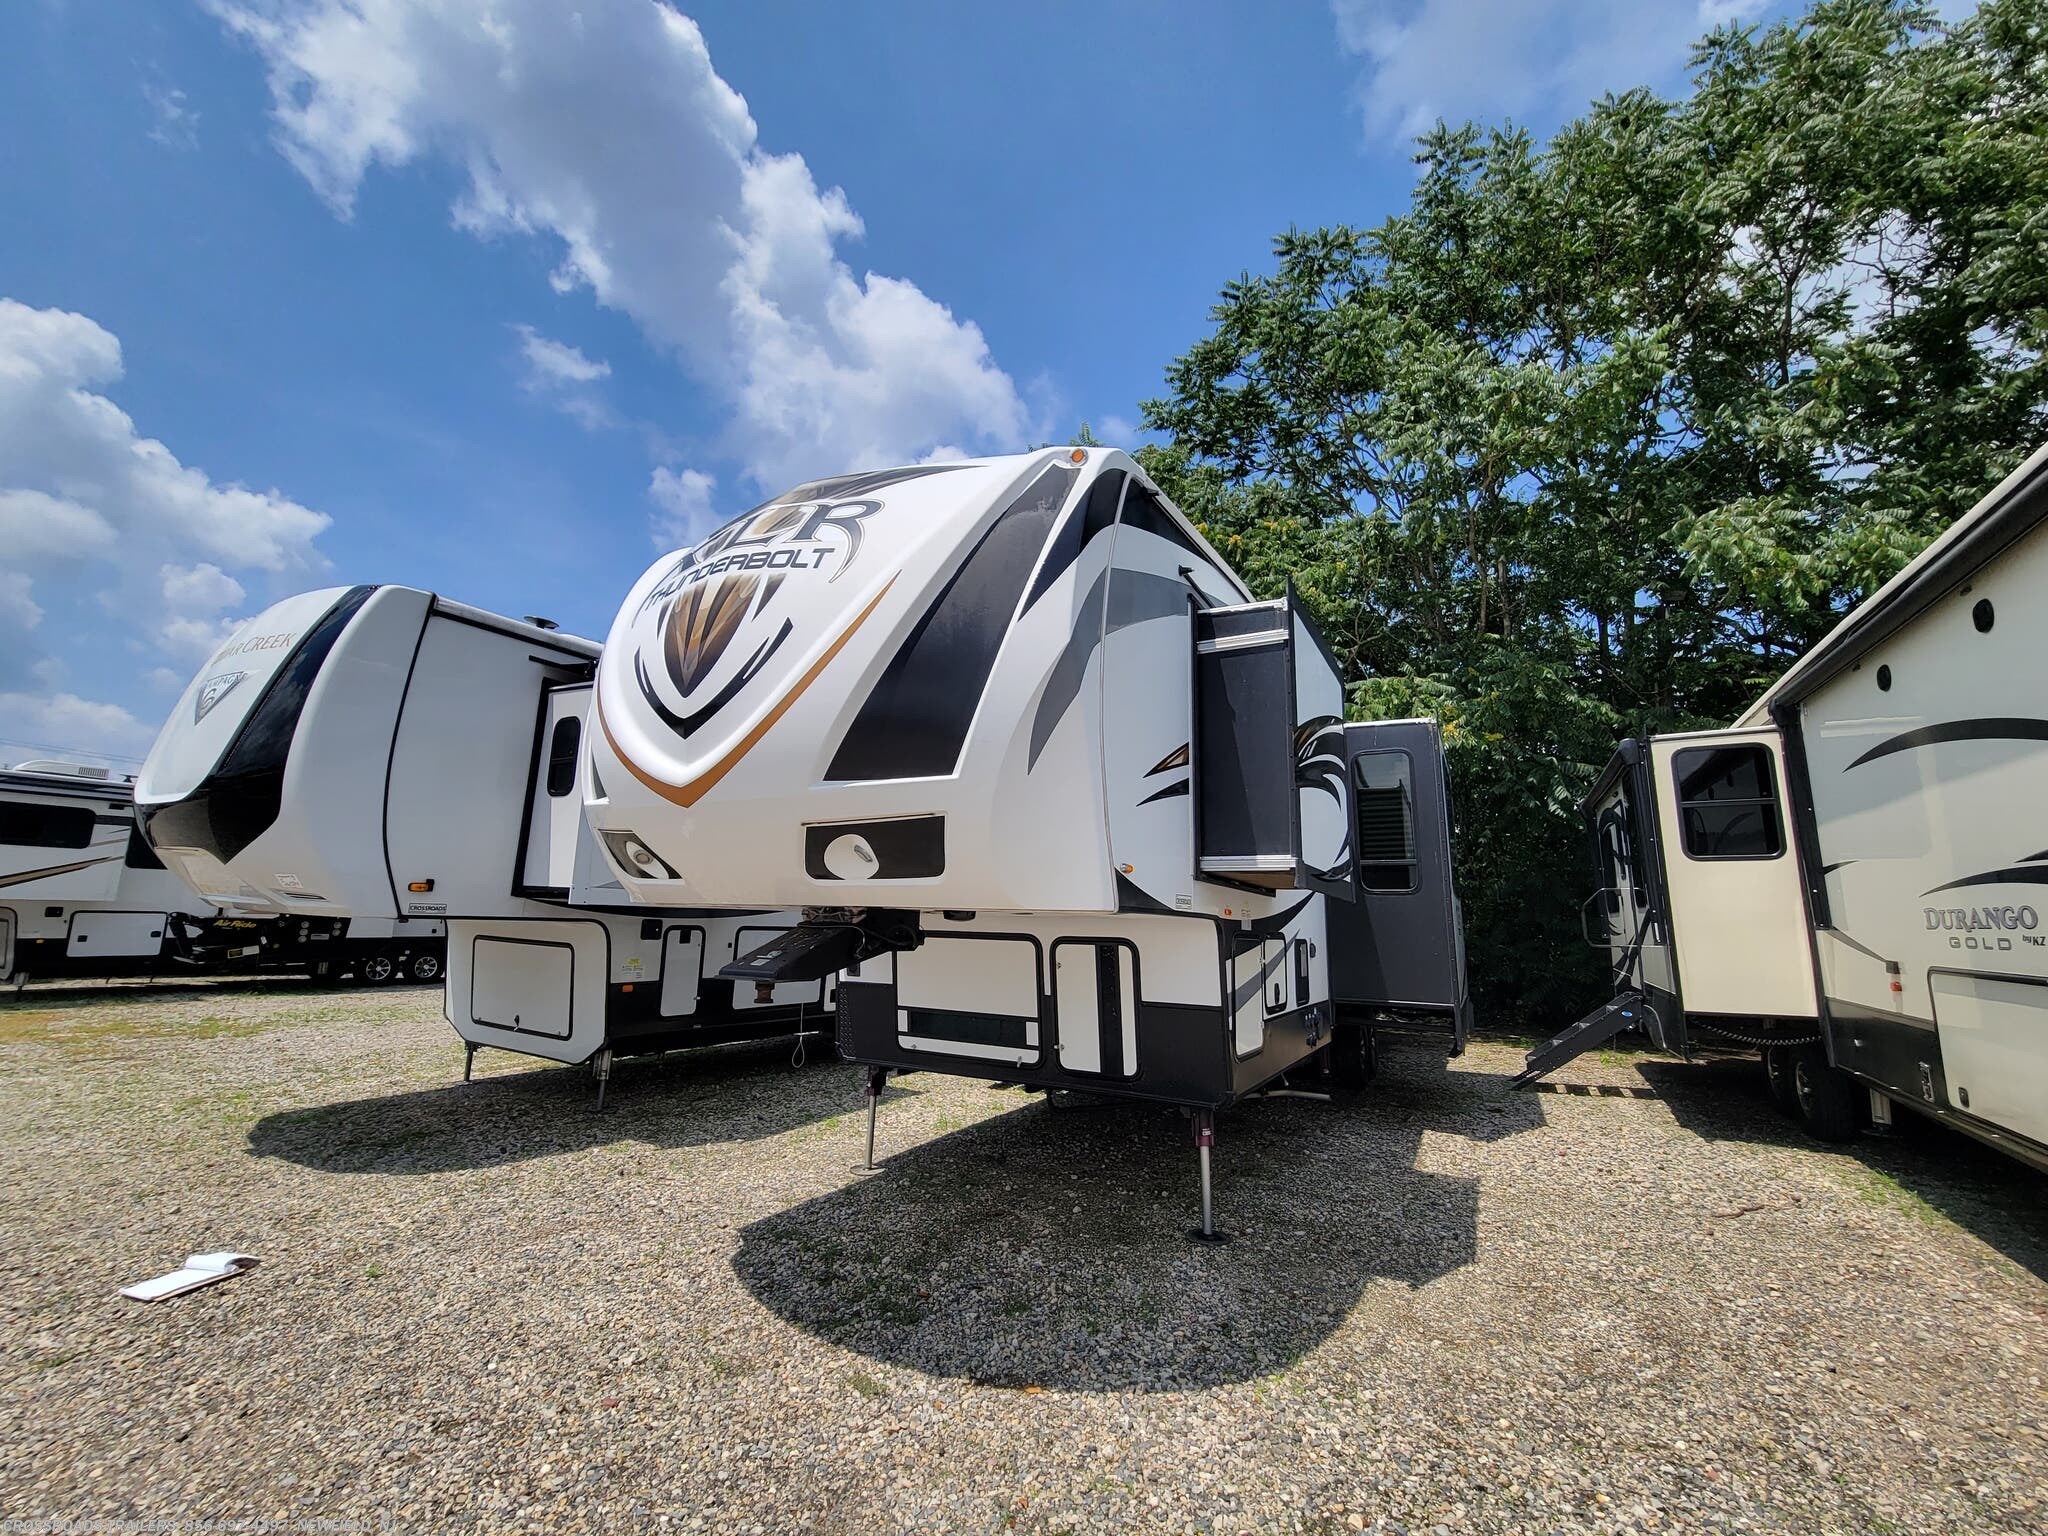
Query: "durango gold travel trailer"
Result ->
[[1522, 443, 2048, 1175], [585, 448, 1470, 1235], [0, 759, 230, 983], [135, 586, 832, 1102]]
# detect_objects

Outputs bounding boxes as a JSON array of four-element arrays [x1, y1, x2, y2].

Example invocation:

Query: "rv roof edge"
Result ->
[[1735, 439, 2048, 724], [429, 596, 601, 656]]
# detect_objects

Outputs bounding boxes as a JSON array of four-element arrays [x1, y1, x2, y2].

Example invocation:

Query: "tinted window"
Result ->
[[545, 715, 581, 798], [1353, 751, 1416, 892], [1674, 744, 1783, 859], [0, 802, 95, 849]]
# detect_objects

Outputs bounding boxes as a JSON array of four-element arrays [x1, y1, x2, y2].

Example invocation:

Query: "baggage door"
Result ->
[[519, 684, 589, 895], [0, 910, 14, 983], [1327, 719, 1471, 1049]]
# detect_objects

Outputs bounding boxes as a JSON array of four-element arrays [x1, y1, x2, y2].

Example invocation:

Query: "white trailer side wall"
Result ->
[[1797, 518, 2048, 1144]]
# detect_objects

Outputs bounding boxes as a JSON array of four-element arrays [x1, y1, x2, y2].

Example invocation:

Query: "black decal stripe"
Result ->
[[1848, 717, 2048, 769], [1021, 469, 1125, 616], [1922, 866, 2048, 896], [1138, 779, 1190, 806], [1114, 871, 1173, 914], [0, 853, 122, 889], [1247, 894, 1314, 937], [1119, 483, 1212, 564], [826, 464, 1079, 781], [754, 462, 970, 513], [1027, 568, 1191, 769]]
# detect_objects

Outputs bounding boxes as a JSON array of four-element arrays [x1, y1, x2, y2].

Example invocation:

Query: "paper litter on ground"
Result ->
[[120, 1252, 259, 1302]]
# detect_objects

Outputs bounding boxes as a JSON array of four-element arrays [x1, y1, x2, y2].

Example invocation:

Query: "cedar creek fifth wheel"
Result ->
[[584, 447, 1472, 1236], [134, 586, 831, 1103], [1521, 443, 2048, 1175]]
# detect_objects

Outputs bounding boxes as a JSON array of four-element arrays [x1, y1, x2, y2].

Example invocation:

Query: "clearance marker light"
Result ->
[[1068, 448, 1086, 463], [1119, 863, 1134, 874], [408, 880, 435, 892]]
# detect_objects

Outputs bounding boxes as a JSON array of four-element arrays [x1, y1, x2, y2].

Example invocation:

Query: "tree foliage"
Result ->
[[1141, 0, 2048, 1026]]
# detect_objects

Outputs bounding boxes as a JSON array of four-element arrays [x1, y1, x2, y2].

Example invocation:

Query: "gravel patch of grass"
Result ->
[[0, 988, 2043, 1533]]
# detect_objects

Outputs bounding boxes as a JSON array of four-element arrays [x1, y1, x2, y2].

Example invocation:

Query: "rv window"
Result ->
[[0, 802, 95, 850], [545, 716, 581, 798], [1673, 744, 1783, 860], [1352, 751, 1417, 892]]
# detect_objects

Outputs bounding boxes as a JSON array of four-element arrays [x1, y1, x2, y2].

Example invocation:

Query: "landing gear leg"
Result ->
[[1189, 1108, 1229, 1244], [592, 1044, 613, 1111], [464, 1042, 477, 1082], [863, 1066, 886, 1171]]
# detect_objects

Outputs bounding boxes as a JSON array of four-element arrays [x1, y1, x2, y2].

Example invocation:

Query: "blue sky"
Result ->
[[0, 0, 1801, 766]]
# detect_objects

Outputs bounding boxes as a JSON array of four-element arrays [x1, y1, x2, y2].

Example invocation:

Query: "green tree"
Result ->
[[1143, 0, 2048, 1028]]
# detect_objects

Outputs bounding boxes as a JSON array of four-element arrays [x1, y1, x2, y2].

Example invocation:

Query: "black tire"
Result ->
[[1763, 1044, 1799, 1114], [1331, 1021, 1379, 1088], [1790, 1043, 1860, 1142], [360, 951, 397, 985], [409, 950, 442, 983]]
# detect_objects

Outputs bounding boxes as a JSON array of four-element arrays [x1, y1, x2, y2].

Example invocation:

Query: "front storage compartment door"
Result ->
[[471, 935, 574, 1038]]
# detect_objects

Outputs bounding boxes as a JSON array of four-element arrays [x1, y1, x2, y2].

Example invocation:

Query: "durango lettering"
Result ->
[[1923, 905, 2040, 932]]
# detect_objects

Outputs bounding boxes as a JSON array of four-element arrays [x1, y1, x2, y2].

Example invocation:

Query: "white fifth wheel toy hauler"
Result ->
[[1522, 442, 2048, 1175], [585, 447, 1470, 1235], [134, 585, 832, 1103]]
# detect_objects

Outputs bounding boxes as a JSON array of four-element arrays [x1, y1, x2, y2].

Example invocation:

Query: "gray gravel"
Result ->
[[1, 982, 2044, 1534]]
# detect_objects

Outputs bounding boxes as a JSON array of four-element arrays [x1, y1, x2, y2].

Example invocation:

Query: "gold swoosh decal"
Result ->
[[601, 576, 896, 809]]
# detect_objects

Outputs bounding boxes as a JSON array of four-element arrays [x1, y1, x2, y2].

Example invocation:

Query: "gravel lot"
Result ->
[[1, 981, 2043, 1535]]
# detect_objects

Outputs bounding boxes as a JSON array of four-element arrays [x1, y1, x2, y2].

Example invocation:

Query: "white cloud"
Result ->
[[0, 573, 42, 631], [0, 691, 158, 770], [1095, 414, 1142, 448], [208, 0, 1032, 489], [0, 298, 330, 740], [511, 322, 615, 430], [1330, 0, 1767, 145], [514, 323, 610, 387], [161, 561, 248, 615], [647, 464, 717, 548]]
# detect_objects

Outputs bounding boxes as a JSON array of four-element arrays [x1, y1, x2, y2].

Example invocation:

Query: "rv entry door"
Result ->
[[1327, 720, 1471, 1048]]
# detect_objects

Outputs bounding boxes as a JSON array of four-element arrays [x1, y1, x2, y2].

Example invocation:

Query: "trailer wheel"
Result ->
[[409, 950, 442, 983], [1763, 1044, 1799, 1115], [1790, 1043, 1859, 1142], [1331, 1021, 1378, 1088], [360, 951, 397, 984]]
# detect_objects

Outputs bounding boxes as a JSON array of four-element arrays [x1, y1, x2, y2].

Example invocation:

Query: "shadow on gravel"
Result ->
[[246, 1034, 849, 1174], [730, 1040, 1544, 1391], [1640, 1054, 2048, 1283]]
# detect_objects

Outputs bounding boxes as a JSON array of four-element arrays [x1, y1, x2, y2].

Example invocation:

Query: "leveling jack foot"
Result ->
[[463, 1042, 477, 1083], [1187, 1110, 1231, 1244], [857, 1067, 886, 1173], [592, 1045, 613, 1112]]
